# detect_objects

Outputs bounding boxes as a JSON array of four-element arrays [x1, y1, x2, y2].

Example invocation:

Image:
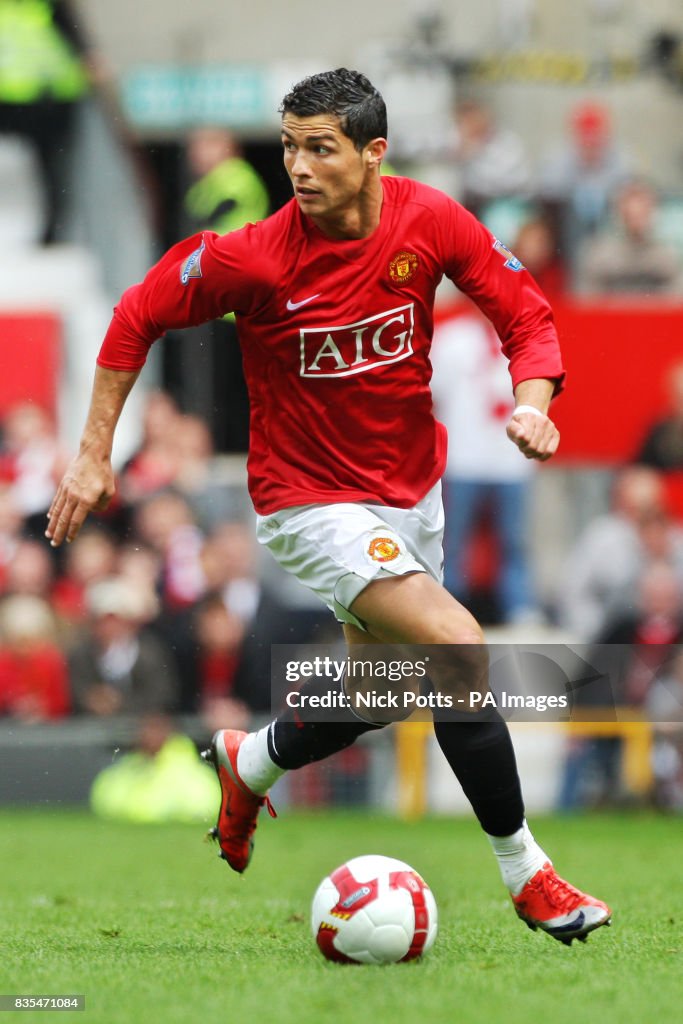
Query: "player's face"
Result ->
[[281, 113, 384, 230]]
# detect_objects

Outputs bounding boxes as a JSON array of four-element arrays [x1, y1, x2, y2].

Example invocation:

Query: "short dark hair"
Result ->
[[279, 68, 387, 150]]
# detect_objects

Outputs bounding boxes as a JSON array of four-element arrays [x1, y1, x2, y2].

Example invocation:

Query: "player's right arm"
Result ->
[[45, 227, 272, 547], [46, 365, 138, 546]]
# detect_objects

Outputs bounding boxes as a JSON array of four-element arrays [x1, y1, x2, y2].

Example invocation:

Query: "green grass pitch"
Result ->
[[1, 808, 681, 1024]]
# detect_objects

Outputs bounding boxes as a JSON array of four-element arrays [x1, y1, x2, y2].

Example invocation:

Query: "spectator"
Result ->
[[635, 360, 683, 470], [168, 413, 244, 528], [133, 490, 205, 611], [559, 561, 683, 810], [510, 216, 566, 300], [121, 404, 246, 530], [0, 483, 23, 592], [115, 540, 162, 620], [0, 593, 69, 720], [578, 179, 683, 295], [557, 465, 683, 641], [170, 128, 269, 452], [451, 98, 532, 216], [0, 402, 67, 533], [181, 127, 269, 237], [51, 527, 118, 627], [171, 414, 213, 491], [132, 491, 207, 709], [200, 521, 297, 650], [430, 311, 540, 624], [119, 390, 182, 506], [3, 538, 54, 600], [645, 650, 683, 810], [598, 560, 683, 701], [0, 0, 96, 242], [192, 521, 297, 712], [193, 594, 251, 734], [90, 712, 219, 823], [539, 99, 634, 270], [67, 576, 179, 715], [200, 521, 261, 623]]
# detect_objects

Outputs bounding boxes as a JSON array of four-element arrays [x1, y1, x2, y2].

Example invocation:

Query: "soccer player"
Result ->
[[46, 69, 611, 945]]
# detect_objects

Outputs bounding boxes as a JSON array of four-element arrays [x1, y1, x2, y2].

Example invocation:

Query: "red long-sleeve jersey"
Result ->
[[99, 176, 564, 515]]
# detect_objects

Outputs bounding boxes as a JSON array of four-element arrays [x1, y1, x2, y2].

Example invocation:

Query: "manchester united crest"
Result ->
[[367, 536, 401, 563], [389, 250, 419, 285]]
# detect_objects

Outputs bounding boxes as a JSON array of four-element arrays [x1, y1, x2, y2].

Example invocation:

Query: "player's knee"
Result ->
[[424, 619, 485, 646], [456, 625, 486, 645]]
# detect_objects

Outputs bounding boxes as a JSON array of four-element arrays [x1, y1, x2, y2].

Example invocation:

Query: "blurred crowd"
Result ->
[[448, 94, 683, 298], [2, 0, 683, 298], [0, 392, 329, 737], [1, 389, 683, 812]]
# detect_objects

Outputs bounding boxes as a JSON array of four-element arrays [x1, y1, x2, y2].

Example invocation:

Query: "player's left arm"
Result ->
[[438, 196, 565, 461], [507, 378, 560, 461]]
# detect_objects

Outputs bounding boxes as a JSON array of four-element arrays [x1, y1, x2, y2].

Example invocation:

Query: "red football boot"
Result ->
[[202, 729, 276, 873], [513, 862, 612, 945]]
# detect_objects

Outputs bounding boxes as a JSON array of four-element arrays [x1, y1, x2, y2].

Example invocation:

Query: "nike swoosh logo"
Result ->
[[550, 911, 586, 934], [286, 293, 321, 311]]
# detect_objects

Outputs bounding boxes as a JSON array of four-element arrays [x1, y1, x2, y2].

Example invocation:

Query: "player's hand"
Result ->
[[45, 451, 115, 546], [506, 408, 560, 461]]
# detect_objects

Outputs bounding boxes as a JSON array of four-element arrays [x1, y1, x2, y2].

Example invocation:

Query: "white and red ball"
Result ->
[[311, 854, 438, 964]]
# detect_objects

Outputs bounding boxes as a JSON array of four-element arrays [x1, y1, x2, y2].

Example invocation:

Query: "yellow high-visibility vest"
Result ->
[[0, 0, 88, 103], [183, 157, 269, 236]]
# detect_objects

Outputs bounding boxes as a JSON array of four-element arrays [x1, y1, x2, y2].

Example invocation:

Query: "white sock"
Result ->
[[487, 820, 549, 896], [235, 725, 286, 796]]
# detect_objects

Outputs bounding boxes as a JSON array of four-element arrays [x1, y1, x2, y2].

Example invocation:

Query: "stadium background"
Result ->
[[1, 3, 683, 1018]]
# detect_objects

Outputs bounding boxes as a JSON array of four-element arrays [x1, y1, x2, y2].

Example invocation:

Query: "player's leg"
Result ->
[[202, 496, 417, 873], [349, 572, 612, 944], [349, 572, 528, 841], [256, 626, 390, 774], [204, 491, 611, 941], [223, 499, 449, 791], [202, 631, 390, 873]]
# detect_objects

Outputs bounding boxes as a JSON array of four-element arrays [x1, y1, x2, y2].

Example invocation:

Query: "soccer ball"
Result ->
[[311, 854, 438, 964]]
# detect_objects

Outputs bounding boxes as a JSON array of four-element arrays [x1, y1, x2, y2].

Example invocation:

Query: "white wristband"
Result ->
[[513, 404, 546, 419]]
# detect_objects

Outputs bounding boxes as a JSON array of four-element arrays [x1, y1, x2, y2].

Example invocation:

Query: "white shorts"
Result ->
[[255, 482, 444, 629]]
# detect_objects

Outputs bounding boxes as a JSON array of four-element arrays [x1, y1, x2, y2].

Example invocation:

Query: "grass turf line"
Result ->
[[0, 809, 681, 1024]]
